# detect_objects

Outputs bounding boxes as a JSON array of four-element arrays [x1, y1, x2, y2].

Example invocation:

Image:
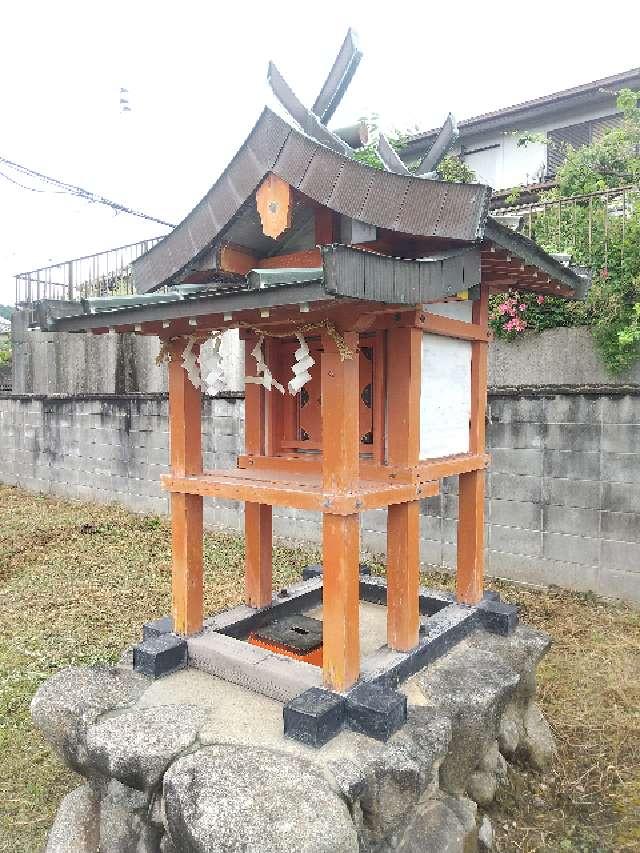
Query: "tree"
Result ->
[[491, 89, 640, 374]]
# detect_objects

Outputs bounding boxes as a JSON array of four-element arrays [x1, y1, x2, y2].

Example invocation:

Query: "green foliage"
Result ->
[[0, 338, 11, 365], [435, 154, 475, 183], [496, 88, 640, 375], [0, 305, 12, 321], [353, 127, 476, 183]]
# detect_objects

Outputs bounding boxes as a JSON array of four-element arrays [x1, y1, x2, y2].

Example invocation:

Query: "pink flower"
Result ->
[[498, 303, 509, 315], [519, 304, 526, 311], [536, 295, 545, 304], [600, 268, 609, 279]]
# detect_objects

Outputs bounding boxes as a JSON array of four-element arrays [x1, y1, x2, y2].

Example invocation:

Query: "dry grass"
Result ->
[[0, 484, 638, 852]]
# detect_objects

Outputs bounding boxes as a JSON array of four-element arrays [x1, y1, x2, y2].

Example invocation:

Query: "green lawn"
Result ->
[[0, 485, 638, 852]]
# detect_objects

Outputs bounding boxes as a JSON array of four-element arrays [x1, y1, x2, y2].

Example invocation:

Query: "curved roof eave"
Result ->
[[132, 107, 493, 294]]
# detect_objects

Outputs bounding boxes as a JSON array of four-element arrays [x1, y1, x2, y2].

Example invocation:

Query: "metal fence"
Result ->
[[15, 237, 165, 305], [492, 184, 640, 281]]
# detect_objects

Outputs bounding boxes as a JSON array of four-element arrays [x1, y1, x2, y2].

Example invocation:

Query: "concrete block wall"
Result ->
[[1, 390, 639, 603]]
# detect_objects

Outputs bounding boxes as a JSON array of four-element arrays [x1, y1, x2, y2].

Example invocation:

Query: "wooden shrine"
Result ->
[[41, 32, 584, 705]]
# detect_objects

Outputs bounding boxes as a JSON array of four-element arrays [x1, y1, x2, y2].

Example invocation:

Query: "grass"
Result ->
[[0, 484, 638, 852]]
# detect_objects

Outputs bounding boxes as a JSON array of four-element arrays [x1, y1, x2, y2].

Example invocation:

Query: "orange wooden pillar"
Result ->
[[321, 330, 361, 692], [244, 334, 273, 608], [457, 284, 489, 604], [386, 327, 421, 650], [168, 340, 204, 635]]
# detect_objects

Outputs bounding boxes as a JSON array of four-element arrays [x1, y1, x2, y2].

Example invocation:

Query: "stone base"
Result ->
[[131, 575, 518, 743], [32, 624, 555, 853]]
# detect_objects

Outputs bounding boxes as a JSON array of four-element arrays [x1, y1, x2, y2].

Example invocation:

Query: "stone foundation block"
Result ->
[[133, 634, 188, 679], [346, 683, 407, 741], [283, 688, 346, 747], [143, 616, 173, 640]]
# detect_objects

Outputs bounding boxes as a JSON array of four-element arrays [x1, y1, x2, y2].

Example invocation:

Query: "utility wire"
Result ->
[[0, 156, 175, 228]]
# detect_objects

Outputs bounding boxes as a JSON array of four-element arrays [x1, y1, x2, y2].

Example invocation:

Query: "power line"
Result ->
[[0, 156, 175, 228]]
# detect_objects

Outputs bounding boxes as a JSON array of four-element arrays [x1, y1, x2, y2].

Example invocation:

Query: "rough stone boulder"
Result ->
[[414, 644, 519, 794], [86, 704, 209, 790], [327, 707, 452, 847], [31, 666, 147, 774], [33, 625, 555, 852], [44, 784, 99, 853], [163, 744, 360, 853]]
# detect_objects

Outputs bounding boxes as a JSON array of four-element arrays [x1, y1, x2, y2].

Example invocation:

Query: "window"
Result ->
[[547, 114, 623, 177]]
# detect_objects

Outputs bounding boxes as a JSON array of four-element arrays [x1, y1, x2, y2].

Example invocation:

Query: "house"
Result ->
[[401, 67, 640, 195]]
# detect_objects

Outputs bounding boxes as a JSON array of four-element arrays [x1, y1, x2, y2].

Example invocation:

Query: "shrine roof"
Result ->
[[131, 108, 493, 295], [36, 243, 584, 334]]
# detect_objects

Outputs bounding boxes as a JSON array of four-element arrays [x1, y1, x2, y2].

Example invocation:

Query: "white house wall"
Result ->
[[455, 102, 621, 190]]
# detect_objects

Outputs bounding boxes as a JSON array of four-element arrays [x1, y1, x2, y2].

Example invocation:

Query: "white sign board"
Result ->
[[419, 304, 472, 459]]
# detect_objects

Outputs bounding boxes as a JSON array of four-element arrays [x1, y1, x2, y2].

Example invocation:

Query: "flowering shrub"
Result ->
[[493, 88, 640, 373], [489, 290, 582, 341]]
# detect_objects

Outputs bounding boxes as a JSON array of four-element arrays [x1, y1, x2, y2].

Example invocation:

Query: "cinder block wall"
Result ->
[[1, 390, 638, 603]]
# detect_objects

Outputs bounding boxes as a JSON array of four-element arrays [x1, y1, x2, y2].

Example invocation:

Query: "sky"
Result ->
[[1, 0, 638, 305]]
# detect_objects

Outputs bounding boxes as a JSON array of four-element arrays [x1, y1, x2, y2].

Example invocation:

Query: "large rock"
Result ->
[[520, 702, 555, 770], [86, 705, 208, 790], [163, 745, 359, 853], [31, 666, 147, 774], [414, 645, 519, 793], [467, 627, 550, 701], [98, 779, 161, 853], [327, 708, 452, 846], [45, 784, 99, 853], [386, 798, 473, 853]]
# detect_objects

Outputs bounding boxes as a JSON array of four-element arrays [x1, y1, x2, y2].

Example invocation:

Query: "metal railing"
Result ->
[[492, 184, 640, 280], [15, 237, 165, 305]]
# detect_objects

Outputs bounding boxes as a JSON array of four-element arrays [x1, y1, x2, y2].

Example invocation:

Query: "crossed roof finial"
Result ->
[[267, 29, 459, 179]]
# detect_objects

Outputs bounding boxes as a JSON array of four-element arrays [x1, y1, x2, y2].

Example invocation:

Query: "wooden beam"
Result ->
[[161, 470, 438, 513], [314, 206, 336, 245], [219, 244, 257, 276], [414, 311, 489, 342], [168, 339, 203, 635], [244, 333, 272, 608], [456, 285, 488, 606], [257, 249, 322, 269], [256, 173, 293, 239], [321, 329, 360, 691], [386, 326, 421, 652]]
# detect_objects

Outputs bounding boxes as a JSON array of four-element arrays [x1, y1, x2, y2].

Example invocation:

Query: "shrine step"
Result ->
[[187, 631, 322, 703]]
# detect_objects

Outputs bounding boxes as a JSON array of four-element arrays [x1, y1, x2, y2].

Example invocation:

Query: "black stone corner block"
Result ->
[[283, 688, 346, 748], [346, 682, 407, 742], [133, 633, 188, 679], [477, 600, 518, 636], [142, 615, 174, 641], [302, 563, 372, 581], [302, 564, 323, 581], [482, 589, 501, 603]]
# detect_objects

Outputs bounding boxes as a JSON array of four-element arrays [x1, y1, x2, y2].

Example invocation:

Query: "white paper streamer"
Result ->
[[200, 334, 225, 396], [245, 335, 285, 394], [288, 333, 315, 395], [181, 336, 202, 389]]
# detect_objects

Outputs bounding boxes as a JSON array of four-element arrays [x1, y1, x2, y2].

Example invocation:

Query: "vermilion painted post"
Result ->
[[386, 326, 421, 651], [244, 334, 273, 608], [457, 284, 489, 605], [168, 339, 204, 635], [321, 330, 360, 692]]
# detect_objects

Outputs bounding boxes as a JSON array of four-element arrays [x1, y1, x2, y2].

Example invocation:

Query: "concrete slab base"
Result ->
[[132, 572, 518, 742]]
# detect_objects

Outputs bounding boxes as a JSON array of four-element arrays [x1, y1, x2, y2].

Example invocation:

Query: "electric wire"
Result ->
[[0, 156, 175, 227]]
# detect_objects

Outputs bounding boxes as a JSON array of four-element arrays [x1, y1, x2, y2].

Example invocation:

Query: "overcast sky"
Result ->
[[1, 0, 638, 305]]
